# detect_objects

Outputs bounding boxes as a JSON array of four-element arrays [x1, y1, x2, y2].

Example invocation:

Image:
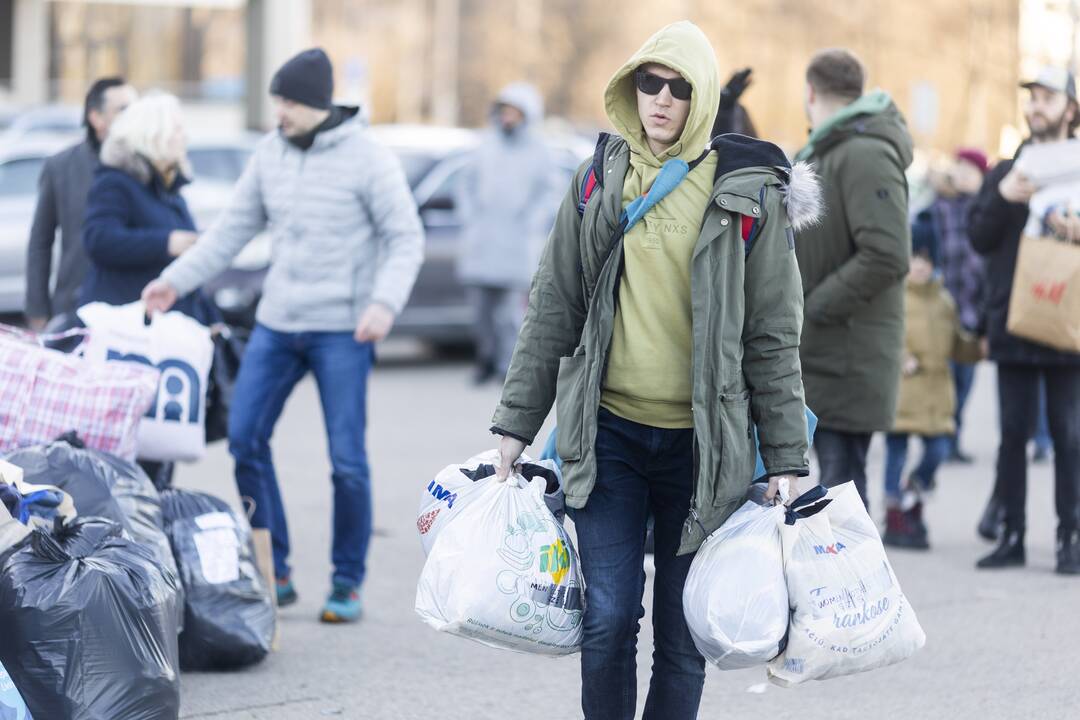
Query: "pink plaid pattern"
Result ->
[[0, 327, 159, 461]]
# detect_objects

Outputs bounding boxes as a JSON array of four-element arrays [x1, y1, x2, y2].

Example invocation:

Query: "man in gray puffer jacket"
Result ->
[[455, 82, 555, 383], [143, 48, 424, 623]]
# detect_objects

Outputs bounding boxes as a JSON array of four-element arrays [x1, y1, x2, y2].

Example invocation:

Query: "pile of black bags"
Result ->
[[0, 434, 276, 719], [0, 517, 182, 720]]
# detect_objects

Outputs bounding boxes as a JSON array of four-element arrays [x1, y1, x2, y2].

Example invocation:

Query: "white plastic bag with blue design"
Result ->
[[78, 302, 213, 463], [415, 472, 584, 655], [416, 450, 563, 556], [768, 482, 926, 686]]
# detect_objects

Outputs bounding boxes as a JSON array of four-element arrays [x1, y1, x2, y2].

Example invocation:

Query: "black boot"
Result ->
[[1056, 528, 1080, 575], [976, 527, 1025, 569], [977, 494, 1005, 542]]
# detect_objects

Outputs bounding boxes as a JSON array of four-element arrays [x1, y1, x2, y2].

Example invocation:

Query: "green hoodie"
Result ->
[[600, 21, 721, 428], [793, 89, 894, 163]]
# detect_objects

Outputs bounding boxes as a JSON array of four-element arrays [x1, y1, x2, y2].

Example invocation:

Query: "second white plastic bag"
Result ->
[[768, 482, 926, 686], [415, 473, 584, 655], [682, 498, 788, 670]]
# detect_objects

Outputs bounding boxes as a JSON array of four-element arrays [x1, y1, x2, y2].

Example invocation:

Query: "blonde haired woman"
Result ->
[[80, 92, 216, 323]]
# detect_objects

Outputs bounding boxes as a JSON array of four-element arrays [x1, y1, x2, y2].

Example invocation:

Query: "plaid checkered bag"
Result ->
[[0, 325, 160, 461]]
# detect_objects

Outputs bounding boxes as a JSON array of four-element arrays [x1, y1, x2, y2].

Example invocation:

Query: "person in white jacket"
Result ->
[[143, 48, 424, 623]]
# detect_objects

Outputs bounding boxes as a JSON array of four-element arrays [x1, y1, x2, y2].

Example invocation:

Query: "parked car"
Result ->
[[0, 131, 269, 318], [371, 124, 591, 349]]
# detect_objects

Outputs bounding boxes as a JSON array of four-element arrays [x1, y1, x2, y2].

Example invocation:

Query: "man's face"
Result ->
[[89, 85, 137, 142], [1025, 85, 1074, 141], [272, 96, 329, 137], [498, 104, 526, 133], [635, 63, 691, 152]]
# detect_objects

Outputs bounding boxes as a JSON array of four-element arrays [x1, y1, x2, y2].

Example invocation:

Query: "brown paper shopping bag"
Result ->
[[1006, 234, 1080, 353]]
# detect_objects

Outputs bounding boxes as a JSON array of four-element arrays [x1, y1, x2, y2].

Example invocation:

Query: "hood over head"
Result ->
[[493, 82, 544, 127], [604, 21, 720, 167]]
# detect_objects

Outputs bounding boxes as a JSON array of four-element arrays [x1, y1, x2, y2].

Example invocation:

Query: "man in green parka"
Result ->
[[486, 21, 822, 719], [794, 48, 913, 506]]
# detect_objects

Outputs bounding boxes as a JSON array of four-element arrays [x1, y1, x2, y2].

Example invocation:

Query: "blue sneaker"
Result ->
[[276, 577, 298, 607], [320, 582, 362, 623]]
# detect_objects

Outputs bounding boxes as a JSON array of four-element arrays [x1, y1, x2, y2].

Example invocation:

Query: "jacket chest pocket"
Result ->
[[554, 351, 588, 462], [713, 390, 755, 505]]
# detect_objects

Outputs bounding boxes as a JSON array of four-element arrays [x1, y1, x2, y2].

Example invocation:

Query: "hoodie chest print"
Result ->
[[639, 211, 690, 250]]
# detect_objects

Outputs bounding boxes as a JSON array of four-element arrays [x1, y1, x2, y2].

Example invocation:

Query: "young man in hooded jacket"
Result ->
[[487, 22, 821, 719]]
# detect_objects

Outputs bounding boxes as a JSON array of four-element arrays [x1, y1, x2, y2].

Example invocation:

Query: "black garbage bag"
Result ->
[[0, 517, 181, 720], [205, 325, 247, 444], [160, 488, 274, 670], [4, 437, 177, 580]]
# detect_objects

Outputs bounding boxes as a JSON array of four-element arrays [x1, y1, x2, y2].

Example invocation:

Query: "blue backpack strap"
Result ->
[[577, 132, 611, 217]]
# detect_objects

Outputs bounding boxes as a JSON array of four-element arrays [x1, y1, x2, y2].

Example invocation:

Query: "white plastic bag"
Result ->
[[683, 499, 788, 670], [768, 482, 926, 686], [417, 449, 564, 555], [78, 302, 213, 463], [415, 473, 584, 655]]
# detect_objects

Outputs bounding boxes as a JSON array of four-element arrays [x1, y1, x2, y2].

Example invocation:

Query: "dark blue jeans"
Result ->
[[951, 361, 977, 450], [883, 433, 952, 502], [568, 408, 705, 720], [814, 428, 872, 507], [228, 323, 374, 587]]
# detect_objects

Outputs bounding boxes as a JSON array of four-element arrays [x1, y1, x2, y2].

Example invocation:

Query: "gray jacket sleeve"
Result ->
[[25, 158, 59, 319], [365, 144, 425, 314], [161, 151, 268, 296]]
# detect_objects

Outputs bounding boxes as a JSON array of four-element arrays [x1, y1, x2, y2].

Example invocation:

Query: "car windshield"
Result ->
[[394, 150, 441, 190], [188, 147, 252, 184], [0, 157, 46, 197]]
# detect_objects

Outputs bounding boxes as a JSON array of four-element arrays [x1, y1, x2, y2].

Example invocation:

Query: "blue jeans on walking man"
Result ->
[[567, 408, 706, 720], [228, 323, 375, 588]]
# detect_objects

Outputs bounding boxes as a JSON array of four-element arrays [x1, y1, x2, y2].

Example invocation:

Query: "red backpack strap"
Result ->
[[577, 132, 612, 217]]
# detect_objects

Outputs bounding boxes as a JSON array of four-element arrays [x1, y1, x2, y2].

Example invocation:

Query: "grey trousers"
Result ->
[[469, 285, 526, 374]]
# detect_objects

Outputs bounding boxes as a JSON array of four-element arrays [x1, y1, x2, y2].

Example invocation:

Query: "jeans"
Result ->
[[951, 361, 977, 451], [883, 433, 952, 502], [568, 408, 705, 720], [1034, 377, 1052, 454], [468, 285, 526, 375], [228, 323, 375, 587], [993, 365, 1080, 533], [814, 428, 873, 507]]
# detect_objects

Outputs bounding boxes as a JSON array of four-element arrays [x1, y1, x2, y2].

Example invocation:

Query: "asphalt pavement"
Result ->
[[174, 348, 1078, 720]]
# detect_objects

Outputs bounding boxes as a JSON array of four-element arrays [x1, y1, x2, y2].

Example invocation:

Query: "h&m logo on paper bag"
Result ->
[[106, 350, 201, 423], [1032, 280, 1066, 305]]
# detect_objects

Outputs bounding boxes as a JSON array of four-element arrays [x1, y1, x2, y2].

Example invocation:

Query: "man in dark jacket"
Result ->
[[968, 66, 1080, 575], [24, 77, 136, 329], [793, 49, 913, 506]]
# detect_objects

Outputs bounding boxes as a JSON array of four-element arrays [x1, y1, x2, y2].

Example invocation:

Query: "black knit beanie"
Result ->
[[269, 49, 334, 110]]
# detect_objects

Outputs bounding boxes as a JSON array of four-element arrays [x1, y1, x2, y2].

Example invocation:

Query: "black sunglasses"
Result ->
[[634, 70, 693, 101]]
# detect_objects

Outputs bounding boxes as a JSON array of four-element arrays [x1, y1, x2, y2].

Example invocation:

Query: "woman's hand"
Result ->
[[167, 230, 198, 257]]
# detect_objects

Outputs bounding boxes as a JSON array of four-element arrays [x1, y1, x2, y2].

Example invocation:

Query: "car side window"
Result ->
[[0, 157, 46, 197]]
